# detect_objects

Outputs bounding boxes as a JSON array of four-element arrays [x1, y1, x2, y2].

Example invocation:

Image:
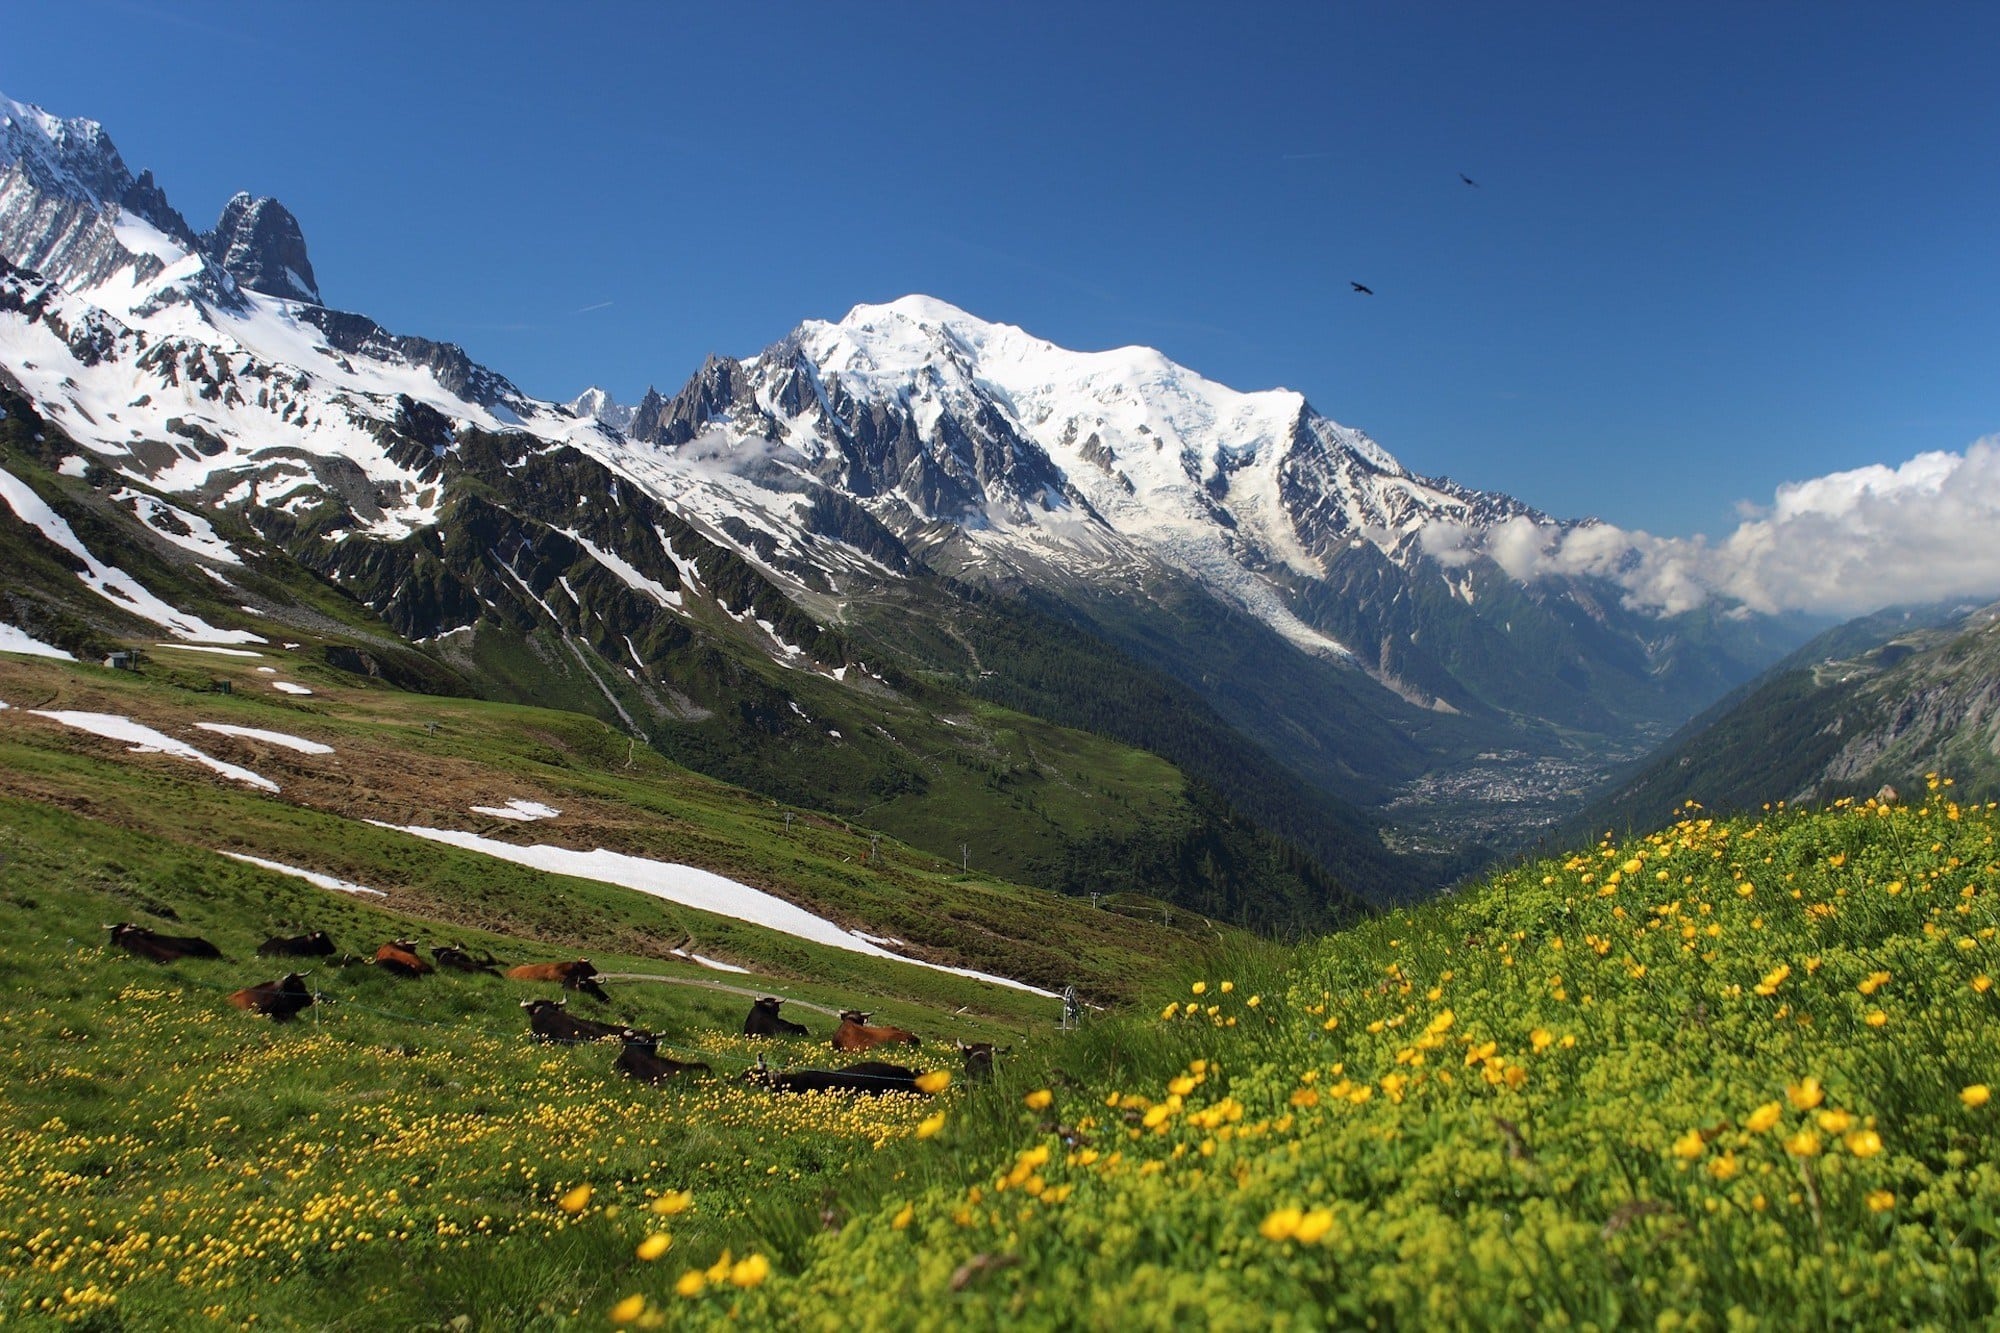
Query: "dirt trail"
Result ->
[[594, 971, 843, 1017]]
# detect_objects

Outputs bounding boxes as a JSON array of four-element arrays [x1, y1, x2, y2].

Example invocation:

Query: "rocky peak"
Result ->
[[201, 192, 319, 304], [568, 386, 635, 432]]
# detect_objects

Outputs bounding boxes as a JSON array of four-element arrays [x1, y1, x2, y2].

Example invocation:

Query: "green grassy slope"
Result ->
[[678, 784, 2000, 1329]]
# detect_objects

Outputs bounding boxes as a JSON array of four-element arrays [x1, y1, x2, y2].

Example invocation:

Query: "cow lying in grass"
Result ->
[[520, 998, 623, 1045], [506, 959, 609, 1002], [743, 995, 809, 1037], [831, 1010, 920, 1051], [613, 1029, 711, 1083], [746, 1055, 931, 1096], [227, 973, 315, 1022], [107, 923, 222, 963]]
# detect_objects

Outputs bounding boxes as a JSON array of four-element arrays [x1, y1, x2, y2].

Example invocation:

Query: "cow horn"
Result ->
[[955, 1038, 969, 1050], [519, 999, 535, 1009]]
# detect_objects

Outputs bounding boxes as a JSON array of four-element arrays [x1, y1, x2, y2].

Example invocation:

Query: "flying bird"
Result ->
[[1350, 282, 1374, 295], [1460, 172, 1480, 188]]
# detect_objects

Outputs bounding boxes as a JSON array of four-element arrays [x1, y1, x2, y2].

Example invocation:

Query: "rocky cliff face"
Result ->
[[202, 193, 319, 304]]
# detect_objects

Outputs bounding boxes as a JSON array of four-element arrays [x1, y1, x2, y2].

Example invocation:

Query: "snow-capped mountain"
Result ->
[[629, 294, 1560, 672], [0, 88, 1810, 868]]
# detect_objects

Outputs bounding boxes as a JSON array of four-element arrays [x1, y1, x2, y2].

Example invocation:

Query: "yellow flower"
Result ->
[[1622, 858, 1644, 876], [1191, 981, 1207, 995], [1706, 1151, 1741, 1182], [1975, 975, 1993, 994], [916, 1112, 946, 1139], [609, 1293, 647, 1324], [1784, 1128, 1822, 1158], [1844, 1129, 1883, 1158], [705, 1250, 734, 1283], [1024, 1088, 1054, 1110], [1865, 1010, 1888, 1027], [1259, 1206, 1303, 1241], [1745, 1101, 1784, 1133], [651, 1190, 692, 1216], [1293, 1208, 1334, 1244], [675, 1270, 707, 1298], [1219, 980, 1234, 993], [891, 1203, 914, 1230], [1866, 1189, 1896, 1212], [1530, 1028, 1552, 1052], [1167, 1075, 1197, 1097], [1962, 1084, 1992, 1109], [1246, 995, 1262, 1008], [1787, 1077, 1825, 1111], [728, 1254, 770, 1288], [1755, 964, 1791, 997], [1816, 1109, 1855, 1135], [1857, 971, 1891, 996], [557, 1184, 592, 1214], [634, 1232, 673, 1261], [1671, 1129, 1706, 1161], [915, 1070, 952, 1094], [1161, 1002, 1180, 1020]]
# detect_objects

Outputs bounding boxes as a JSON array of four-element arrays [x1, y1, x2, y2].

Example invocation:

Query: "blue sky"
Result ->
[[8, 2, 1999, 539]]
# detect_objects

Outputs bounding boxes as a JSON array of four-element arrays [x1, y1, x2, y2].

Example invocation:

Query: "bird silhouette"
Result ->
[[1350, 282, 1374, 295], [1459, 172, 1480, 188]]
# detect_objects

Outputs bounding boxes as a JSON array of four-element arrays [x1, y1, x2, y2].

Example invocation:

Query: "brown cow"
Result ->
[[831, 1009, 920, 1052], [227, 972, 316, 1021], [107, 923, 222, 963], [372, 940, 432, 978], [505, 959, 608, 1002]]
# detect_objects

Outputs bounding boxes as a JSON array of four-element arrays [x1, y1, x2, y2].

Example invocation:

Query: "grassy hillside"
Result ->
[[3, 760, 1994, 1325], [680, 783, 1999, 1328]]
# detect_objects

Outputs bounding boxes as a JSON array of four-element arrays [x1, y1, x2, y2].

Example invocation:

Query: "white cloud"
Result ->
[[1425, 437, 2000, 617]]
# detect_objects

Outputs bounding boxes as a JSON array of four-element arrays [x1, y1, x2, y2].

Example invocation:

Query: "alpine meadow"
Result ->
[[5, 7, 2000, 1329]]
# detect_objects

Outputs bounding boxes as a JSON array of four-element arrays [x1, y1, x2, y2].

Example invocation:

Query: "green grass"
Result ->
[[656, 783, 2000, 1329]]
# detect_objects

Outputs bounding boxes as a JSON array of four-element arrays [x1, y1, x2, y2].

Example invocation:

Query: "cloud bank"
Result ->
[[1421, 437, 2000, 617]]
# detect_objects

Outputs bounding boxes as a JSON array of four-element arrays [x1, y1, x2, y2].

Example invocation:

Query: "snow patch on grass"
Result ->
[[29, 710, 278, 791]]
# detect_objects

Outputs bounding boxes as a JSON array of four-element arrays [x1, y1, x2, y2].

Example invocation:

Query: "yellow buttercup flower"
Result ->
[[1706, 1151, 1741, 1182], [609, 1293, 647, 1324], [1746, 1101, 1784, 1133], [651, 1190, 692, 1216], [1816, 1109, 1855, 1135], [1784, 1128, 1822, 1158], [1024, 1088, 1054, 1110], [1191, 981, 1207, 995], [916, 1112, 946, 1139], [1671, 1129, 1706, 1161], [636, 1233, 672, 1261], [915, 1070, 952, 1094], [891, 1203, 914, 1230], [1866, 1190, 1896, 1212], [1844, 1129, 1883, 1158], [1218, 980, 1234, 993], [1962, 1084, 1992, 1109], [1294, 1208, 1334, 1243], [675, 1270, 707, 1298], [1787, 1077, 1825, 1111], [557, 1183, 592, 1214], [1857, 971, 1891, 996], [1259, 1206, 1303, 1241], [1865, 1010, 1887, 1027]]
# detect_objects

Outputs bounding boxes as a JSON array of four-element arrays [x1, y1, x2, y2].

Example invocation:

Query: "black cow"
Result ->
[[432, 943, 499, 975], [743, 995, 809, 1038], [258, 931, 335, 958], [747, 1056, 928, 1096], [520, 997, 624, 1045], [107, 923, 222, 963], [227, 972, 315, 1022], [957, 1040, 1008, 1082], [613, 1029, 711, 1083]]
